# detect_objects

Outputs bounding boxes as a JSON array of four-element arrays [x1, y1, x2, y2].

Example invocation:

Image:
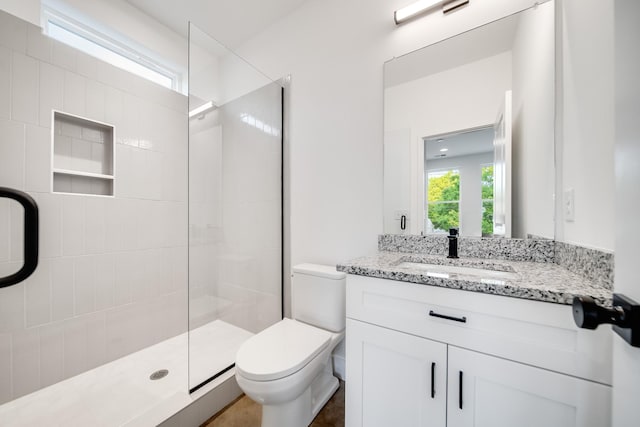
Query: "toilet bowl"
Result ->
[[235, 264, 346, 427]]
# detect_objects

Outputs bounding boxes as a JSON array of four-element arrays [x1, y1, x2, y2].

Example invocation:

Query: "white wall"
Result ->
[[385, 52, 512, 142], [0, 0, 39, 26], [557, 0, 615, 250], [383, 128, 412, 234], [232, 0, 542, 310], [511, 2, 555, 239], [427, 152, 494, 237], [0, 10, 187, 403]]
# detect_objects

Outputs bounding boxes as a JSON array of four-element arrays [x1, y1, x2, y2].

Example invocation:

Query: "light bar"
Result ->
[[189, 101, 216, 118], [394, 0, 441, 25], [394, 0, 469, 25]]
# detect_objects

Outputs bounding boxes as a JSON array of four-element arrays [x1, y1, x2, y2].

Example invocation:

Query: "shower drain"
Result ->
[[150, 369, 169, 380]]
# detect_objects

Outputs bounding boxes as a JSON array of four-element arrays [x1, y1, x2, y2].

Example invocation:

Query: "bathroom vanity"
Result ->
[[339, 249, 613, 427]]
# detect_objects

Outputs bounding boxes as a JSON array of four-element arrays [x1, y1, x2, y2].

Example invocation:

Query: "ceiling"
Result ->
[[424, 127, 494, 160], [125, 0, 309, 48]]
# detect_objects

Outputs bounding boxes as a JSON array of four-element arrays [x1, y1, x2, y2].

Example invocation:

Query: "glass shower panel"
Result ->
[[188, 23, 283, 391]]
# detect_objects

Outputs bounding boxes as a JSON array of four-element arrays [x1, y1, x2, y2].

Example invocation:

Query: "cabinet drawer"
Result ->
[[346, 275, 611, 385]]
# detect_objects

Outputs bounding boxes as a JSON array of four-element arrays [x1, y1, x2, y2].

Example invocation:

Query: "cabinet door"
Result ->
[[447, 346, 611, 427], [345, 319, 447, 427]]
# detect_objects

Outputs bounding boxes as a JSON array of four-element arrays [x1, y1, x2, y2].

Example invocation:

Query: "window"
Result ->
[[481, 164, 494, 236], [426, 169, 460, 234], [43, 8, 178, 91]]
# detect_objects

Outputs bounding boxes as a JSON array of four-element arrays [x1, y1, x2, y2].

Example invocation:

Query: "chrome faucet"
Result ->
[[447, 228, 459, 259]]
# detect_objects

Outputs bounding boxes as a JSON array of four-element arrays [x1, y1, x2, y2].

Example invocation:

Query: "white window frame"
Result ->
[[42, 7, 179, 91]]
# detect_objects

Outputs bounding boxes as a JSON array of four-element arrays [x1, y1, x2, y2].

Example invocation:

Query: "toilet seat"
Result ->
[[236, 318, 331, 382]]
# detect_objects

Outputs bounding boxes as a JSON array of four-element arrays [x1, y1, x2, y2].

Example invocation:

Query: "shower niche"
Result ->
[[51, 111, 115, 196]]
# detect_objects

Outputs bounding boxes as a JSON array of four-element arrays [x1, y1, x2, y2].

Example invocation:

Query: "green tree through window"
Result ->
[[482, 165, 494, 235], [427, 170, 460, 233]]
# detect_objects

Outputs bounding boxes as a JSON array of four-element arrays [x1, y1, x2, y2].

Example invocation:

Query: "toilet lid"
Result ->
[[236, 318, 331, 381]]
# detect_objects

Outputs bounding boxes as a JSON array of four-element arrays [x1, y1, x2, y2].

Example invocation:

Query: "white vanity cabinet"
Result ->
[[347, 319, 447, 427], [345, 275, 612, 427]]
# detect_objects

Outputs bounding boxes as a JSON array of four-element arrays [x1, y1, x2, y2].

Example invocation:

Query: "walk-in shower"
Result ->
[[0, 9, 283, 425]]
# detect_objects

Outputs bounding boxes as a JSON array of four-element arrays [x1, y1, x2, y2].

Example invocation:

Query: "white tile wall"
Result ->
[[51, 41, 76, 73], [0, 200, 9, 262], [0, 9, 188, 404], [0, 46, 10, 120], [25, 258, 51, 327], [0, 11, 26, 53], [85, 80, 106, 122], [38, 62, 64, 127], [11, 52, 39, 125], [12, 328, 40, 397], [9, 202, 24, 262], [39, 322, 64, 387], [25, 124, 51, 192], [50, 257, 73, 322], [0, 118, 25, 189], [26, 25, 51, 63], [0, 282, 24, 332], [63, 71, 86, 117]]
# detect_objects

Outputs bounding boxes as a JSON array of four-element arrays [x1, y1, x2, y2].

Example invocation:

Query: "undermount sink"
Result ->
[[397, 261, 518, 281]]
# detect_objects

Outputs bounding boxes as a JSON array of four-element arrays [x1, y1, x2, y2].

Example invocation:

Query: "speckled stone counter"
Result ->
[[337, 252, 613, 306]]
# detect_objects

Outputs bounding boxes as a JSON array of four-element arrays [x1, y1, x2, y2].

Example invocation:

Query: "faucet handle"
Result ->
[[449, 228, 459, 236]]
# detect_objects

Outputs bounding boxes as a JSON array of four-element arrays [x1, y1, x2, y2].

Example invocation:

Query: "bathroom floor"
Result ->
[[202, 381, 345, 427]]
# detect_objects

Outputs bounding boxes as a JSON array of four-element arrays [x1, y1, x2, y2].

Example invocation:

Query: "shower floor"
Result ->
[[0, 320, 253, 426]]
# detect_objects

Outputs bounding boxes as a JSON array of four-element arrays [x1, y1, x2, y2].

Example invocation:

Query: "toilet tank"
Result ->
[[291, 264, 346, 332]]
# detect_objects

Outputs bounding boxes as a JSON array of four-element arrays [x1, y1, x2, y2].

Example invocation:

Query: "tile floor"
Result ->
[[203, 381, 345, 427]]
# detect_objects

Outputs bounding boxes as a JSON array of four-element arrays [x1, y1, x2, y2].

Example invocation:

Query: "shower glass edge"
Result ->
[[187, 22, 284, 393]]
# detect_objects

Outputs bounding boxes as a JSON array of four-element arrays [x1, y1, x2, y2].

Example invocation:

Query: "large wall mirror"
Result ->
[[383, 1, 555, 238]]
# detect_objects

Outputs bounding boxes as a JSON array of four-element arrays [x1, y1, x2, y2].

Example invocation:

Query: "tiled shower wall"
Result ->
[[0, 10, 187, 404]]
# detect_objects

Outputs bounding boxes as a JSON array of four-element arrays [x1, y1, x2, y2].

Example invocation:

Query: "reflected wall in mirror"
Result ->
[[384, 1, 555, 238]]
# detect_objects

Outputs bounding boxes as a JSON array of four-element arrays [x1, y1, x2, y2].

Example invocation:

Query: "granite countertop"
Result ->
[[337, 252, 613, 306]]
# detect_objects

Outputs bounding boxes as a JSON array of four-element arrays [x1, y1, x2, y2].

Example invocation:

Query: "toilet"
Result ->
[[235, 263, 346, 427]]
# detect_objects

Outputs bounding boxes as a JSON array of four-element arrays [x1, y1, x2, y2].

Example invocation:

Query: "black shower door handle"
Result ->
[[0, 187, 38, 288]]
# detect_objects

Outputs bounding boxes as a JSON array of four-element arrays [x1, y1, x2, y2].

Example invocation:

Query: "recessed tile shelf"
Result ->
[[52, 111, 115, 196]]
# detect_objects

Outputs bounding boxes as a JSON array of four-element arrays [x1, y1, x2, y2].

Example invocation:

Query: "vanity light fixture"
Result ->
[[394, 0, 469, 25]]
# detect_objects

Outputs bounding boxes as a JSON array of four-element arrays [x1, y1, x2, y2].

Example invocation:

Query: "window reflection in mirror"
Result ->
[[424, 127, 494, 236]]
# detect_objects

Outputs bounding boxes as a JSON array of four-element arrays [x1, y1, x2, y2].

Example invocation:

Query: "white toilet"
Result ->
[[235, 263, 346, 427]]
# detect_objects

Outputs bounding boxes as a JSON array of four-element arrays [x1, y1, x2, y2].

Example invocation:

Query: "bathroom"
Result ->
[[0, 0, 638, 426]]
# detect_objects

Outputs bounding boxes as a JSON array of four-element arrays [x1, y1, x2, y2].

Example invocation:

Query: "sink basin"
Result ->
[[397, 261, 518, 281]]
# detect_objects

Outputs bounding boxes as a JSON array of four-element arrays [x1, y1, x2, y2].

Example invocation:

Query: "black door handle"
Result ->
[[400, 215, 407, 230], [429, 310, 467, 323], [430, 362, 436, 398], [0, 187, 39, 288], [573, 294, 640, 347], [459, 370, 463, 409]]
